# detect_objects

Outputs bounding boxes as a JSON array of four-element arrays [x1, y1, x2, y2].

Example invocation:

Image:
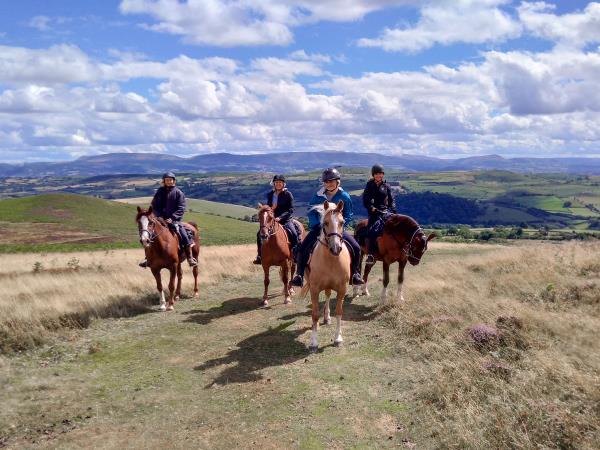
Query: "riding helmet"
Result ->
[[321, 167, 341, 182], [371, 164, 384, 176], [162, 171, 176, 180], [272, 174, 286, 183]]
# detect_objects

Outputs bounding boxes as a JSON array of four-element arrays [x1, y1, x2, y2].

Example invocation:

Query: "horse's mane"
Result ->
[[383, 214, 419, 236], [258, 204, 273, 213], [309, 202, 338, 226]]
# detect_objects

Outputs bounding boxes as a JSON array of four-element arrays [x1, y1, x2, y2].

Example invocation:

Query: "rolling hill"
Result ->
[[0, 193, 258, 252]]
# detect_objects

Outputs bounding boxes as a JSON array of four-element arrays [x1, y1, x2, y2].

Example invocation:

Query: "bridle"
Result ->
[[394, 225, 427, 262], [258, 208, 278, 242], [138, 214, 167, 245], [319, 208, 344, 255]]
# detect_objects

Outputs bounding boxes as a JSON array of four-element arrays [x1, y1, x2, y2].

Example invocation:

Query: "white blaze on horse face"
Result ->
[[139, 215, 151, 247], [324, 210, 343, 255]]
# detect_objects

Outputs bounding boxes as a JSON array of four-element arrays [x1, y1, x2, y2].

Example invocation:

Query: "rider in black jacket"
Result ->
[[362, 164, 396, 265], [253, 174, 300, 264], [139, 172, 198, 268]]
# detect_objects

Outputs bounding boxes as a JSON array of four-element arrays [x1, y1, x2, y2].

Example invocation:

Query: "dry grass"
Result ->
[[0, 245, 259, 353], [384, 241, 600, 449]]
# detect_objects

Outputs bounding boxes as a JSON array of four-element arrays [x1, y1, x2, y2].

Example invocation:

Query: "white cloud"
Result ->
[[118, 0, 419, 47], [519, 1, 600, 48], [358, 0, 521, 52]]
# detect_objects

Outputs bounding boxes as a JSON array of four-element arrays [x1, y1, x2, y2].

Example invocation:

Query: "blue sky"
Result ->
[[1, 1, 600, 162]]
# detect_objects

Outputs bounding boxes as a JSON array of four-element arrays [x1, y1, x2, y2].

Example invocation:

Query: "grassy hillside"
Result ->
[[0, 194, 257, 252], [116, 196, 257, 220], [1, 242, 598, 448]]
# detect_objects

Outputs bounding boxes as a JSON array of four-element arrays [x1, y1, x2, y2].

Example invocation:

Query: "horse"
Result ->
[[135, 206, 200, 311], [354, 214, 435, 304], [301, 200, 351, 352], [257, 203, 305, 307]]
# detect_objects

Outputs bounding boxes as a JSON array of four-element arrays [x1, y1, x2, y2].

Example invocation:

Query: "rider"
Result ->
[[139, 172, 198, 268], [362, 164, 396, 265], [253, 174, 300, 264], [291, 168, 365, 287]]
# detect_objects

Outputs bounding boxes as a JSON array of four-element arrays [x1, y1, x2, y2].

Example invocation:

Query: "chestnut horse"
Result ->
[[301, 200, 351, 352], [135, 206, 200, 311], [257, 203, 305, 307], [354, 214, 435, 304]]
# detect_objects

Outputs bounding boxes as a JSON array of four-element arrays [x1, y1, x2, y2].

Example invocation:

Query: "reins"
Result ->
[[392, 224, 426, 261]]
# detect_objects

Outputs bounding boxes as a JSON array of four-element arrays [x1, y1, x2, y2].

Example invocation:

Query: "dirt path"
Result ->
[[1, 265, 425, 449]]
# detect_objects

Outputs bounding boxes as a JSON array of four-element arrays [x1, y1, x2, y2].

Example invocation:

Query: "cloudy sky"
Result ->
[[1, 0, 599, 163]]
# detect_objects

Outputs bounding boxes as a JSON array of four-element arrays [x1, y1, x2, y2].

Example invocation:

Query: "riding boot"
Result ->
[[139, 259, 148, 268], [184, 245, 198, 267], [365, 238, 377, 265], [351, 256, 365, 285]]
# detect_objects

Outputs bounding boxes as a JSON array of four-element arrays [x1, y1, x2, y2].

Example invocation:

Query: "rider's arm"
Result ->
[[150, 188, 164, 216], [342, 192, 354, 230], [172, 190, 186, 221]]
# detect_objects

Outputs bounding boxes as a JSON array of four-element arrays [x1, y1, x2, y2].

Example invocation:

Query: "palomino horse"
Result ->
[[257, 203, 305, 307], [301, 200, 351, 352], [135, 206, 200, 311], [354, 214, 434, 304]]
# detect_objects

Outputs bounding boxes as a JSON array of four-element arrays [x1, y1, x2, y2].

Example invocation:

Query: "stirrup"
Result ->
[[139, 259, 148, 268], [252, 256, 262, 265], [365, 254, 376, 265], [187, 257, 198, 267], [291, 275, 303, 287], [352, 273, 365, 285]]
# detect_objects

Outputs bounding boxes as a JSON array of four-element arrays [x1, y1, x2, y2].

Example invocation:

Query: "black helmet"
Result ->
[[272, 174, 286, 183], [321, 168, 341, 182], [162, 171, 176, 180], [371, 164, 384, 176]]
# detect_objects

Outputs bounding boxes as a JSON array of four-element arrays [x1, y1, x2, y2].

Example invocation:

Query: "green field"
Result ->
[[0, 194, 258, 252]]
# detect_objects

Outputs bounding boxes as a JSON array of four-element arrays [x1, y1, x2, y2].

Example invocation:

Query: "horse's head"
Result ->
[[136, 205, 157, 248], [257, 203, 275, 243], [384, 215, 436, 265], [406, 229, 436, 266], [321, 200, 345, 256]]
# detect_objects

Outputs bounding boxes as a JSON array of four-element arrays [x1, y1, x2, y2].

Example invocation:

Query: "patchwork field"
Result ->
[[1, 241, 598, 448]]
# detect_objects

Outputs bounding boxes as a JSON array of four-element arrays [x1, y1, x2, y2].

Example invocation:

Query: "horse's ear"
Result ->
[[137, 206, 141, 213], [258, 202, 263, 208], [323, 200, 329, 210], [336, 200, 344, 211], [427, 232, 437, 241]]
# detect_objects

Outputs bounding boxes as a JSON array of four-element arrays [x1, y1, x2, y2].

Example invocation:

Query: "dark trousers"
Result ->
[[256, 220, 299, 256], [367, 213, 390, 255], [296, 226, 361, 277], [170, 221, 190, 248]]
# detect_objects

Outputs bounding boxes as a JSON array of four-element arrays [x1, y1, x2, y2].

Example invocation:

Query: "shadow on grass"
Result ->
[[1, 293, 156, 354], [181, 296, 267, 325], [194, 320, 310, 386], [278, 297, 380, 323]]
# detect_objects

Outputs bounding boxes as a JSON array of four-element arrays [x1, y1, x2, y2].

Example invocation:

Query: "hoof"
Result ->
[[261, 299, 269, 307], [323, 318, 331, 325], [159, 304, 167, 311], [309, 345, 318, 353], [174, 296, 180, 302], [194, 291, 199, 298], [166, 305, 174, 311], [289, 288, 295, 296], [284, 296, 292, 305], [334, 339, 343, 347]]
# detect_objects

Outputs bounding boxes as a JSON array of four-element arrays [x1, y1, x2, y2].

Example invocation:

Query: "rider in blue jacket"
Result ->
[[291, 168, 364, 287]]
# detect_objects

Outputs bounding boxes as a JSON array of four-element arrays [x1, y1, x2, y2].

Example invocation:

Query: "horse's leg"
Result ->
[[262, 264, 270, 307], [166, 266, 177, 311], [192, 264, 199, 298], [309, 289, 320, 352], [289, 259, 296, 296], [322, 289, 331, 325], [151, 268, 166, 311], [381, 262, 390, 305], [362, 262, 374, 297], [396, 260, 407, 302], [175, 262, 183, 301], [282, 263, 291, 305], [334, 289, 345, 346]]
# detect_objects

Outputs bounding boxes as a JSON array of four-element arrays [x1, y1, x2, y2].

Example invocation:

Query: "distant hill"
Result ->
[[0, 194, 258, 252], [3, 151, 600, 176], [116, 197, 257, 220]]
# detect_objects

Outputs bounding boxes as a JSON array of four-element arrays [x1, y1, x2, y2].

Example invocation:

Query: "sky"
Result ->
[[1, 0, 600, 163]]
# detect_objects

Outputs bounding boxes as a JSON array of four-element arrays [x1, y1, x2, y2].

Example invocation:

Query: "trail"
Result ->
[[1, 265, 420, 449]]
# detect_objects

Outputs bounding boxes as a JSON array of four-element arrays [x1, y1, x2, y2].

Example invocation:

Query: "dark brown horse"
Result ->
[[257, 203, 305, 307], [354, 214, 435, 304], [135, 206, 200, 311]]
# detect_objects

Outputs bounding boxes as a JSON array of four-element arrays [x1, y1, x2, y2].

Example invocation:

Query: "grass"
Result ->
[[0, 193, 258, 252], [0, 241, 599, 448]]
